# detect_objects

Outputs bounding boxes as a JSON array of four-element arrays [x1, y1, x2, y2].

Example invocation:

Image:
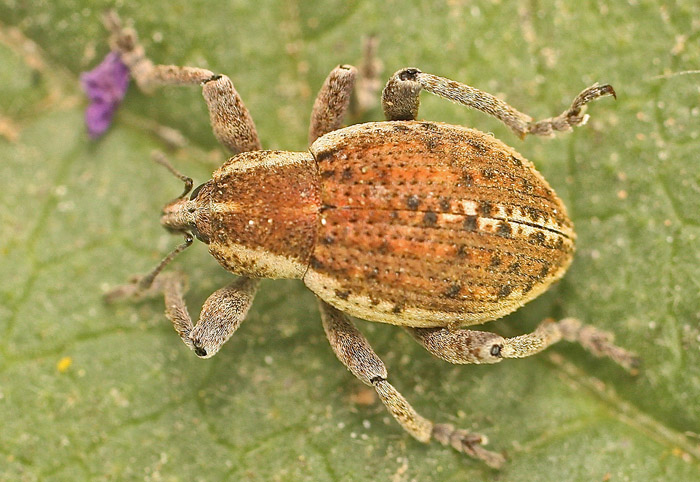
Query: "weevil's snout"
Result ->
[[160, 198, 196, 234]]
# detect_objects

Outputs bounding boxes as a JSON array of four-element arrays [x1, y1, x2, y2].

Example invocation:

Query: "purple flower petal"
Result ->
[[80, 52, 130, 138]]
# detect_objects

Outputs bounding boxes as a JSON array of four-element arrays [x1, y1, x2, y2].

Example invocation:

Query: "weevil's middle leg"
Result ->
[[382, 68, 615, 138], [104, 11, 261, 154], [407, 318, 640, 373], [318, 300, 505, 468]]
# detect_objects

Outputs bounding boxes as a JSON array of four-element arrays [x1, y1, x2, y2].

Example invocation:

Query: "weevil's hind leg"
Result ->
[[407, 318, 640, 373], [381, 68, 615, 137], [318, 300, 505, 468], [104, 11, 261, 154], [308, 65, 357, 144]]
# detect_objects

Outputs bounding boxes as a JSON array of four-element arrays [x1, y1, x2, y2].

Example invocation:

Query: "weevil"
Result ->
[[103, 12, 639, 467]]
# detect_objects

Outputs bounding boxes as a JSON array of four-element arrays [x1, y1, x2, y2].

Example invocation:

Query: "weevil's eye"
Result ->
[[490, 344, 502, 358], [193, 344, 207, 357], [189, 182, 206, 200]]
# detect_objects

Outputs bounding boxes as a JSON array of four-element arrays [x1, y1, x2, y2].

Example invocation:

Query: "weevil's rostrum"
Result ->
[[306, 121, 574, 327], [102, 11, 638, 468]]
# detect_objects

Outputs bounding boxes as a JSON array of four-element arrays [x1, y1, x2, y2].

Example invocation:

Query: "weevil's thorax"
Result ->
[[203, 150, 321, 279]]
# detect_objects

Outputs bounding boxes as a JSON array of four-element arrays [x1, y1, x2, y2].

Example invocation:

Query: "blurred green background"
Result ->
[[1, 1, 699, 480]]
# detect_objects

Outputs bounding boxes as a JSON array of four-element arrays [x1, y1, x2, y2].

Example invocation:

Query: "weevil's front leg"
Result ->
[[407, 318, 640, 373], [107, 266, 259, 358], [318, 300, 505, 468], [162, 275, 260, 358], [308, 65, 357, 144], [382, 68, 615, 137], [104, 11, 261, 153]]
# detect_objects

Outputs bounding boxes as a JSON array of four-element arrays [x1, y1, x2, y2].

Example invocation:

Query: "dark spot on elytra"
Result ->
[[530, 231, 546, 246], [463, 215, 478, 232], [456, 245, 468, 257], [320, 170, 335, 179], [335, 289, 350, 300], [508, 262, 521, 274], [479, 201, 493, 217], [482, 168, 496, 180], [422, 135, 439, 151], [522, 283, 533, 295], [367, 267, 380, 279], [420, 122, 438, 131], [497, 221, 512, 237], [322, 236, 335, 245], [510, 155, 523, 167], [444, 283, 461, 298], [341, 167, 353, 180], [392, 301, 405, 314], [526, 207, 541, 222], [377, 240, 390, 254], [463, 172, 474, 186], [406, 194, 421, 210], [439, 197, 451, 212], [423, 211, 438, 227], [498, 284, 513, 299], [555, 237, 565, 250], [521, 178, 533, 193], [539, 264, 550, 278], [315, 148, 340, 163], [490, 254, 502, 267], [310, 256, 324, 270]]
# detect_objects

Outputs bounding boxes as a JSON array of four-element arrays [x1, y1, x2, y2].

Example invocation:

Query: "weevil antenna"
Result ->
[[137, 233, 193, 291], [152, 151, 194, 199]]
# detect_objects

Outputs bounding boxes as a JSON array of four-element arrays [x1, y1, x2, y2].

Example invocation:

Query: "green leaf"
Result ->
[[1, 1, 699, 480]]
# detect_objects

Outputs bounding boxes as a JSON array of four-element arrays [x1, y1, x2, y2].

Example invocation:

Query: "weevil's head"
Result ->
[[160, 182, 212, 243]]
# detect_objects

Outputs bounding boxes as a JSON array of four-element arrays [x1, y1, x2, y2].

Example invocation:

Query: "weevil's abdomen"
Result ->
[[202, 150, 320, 279], [304, 121, 575, 328]]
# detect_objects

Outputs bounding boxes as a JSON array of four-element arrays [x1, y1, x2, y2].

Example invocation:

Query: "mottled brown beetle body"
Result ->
[[307, 121, 573, 327], [189, 121, 573, 329], [105, 12, 638, 467]]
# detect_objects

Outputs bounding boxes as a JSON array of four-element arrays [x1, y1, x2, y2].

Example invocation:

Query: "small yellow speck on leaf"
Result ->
[[57, 356, 73, 373]]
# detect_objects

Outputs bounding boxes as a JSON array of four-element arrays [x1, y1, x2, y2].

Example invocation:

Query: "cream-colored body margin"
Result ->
[[304, 259, 569, 328]]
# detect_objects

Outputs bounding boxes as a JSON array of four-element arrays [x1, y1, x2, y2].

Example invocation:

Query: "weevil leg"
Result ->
[[318, 300, 505, 468], [108, 271, 259, 358], [308, 65, 357, 145], [163, 275, 259, 358], [407, 318, 640, 373], [104, 11, 261, 154], [381, 68, 615, 137]]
